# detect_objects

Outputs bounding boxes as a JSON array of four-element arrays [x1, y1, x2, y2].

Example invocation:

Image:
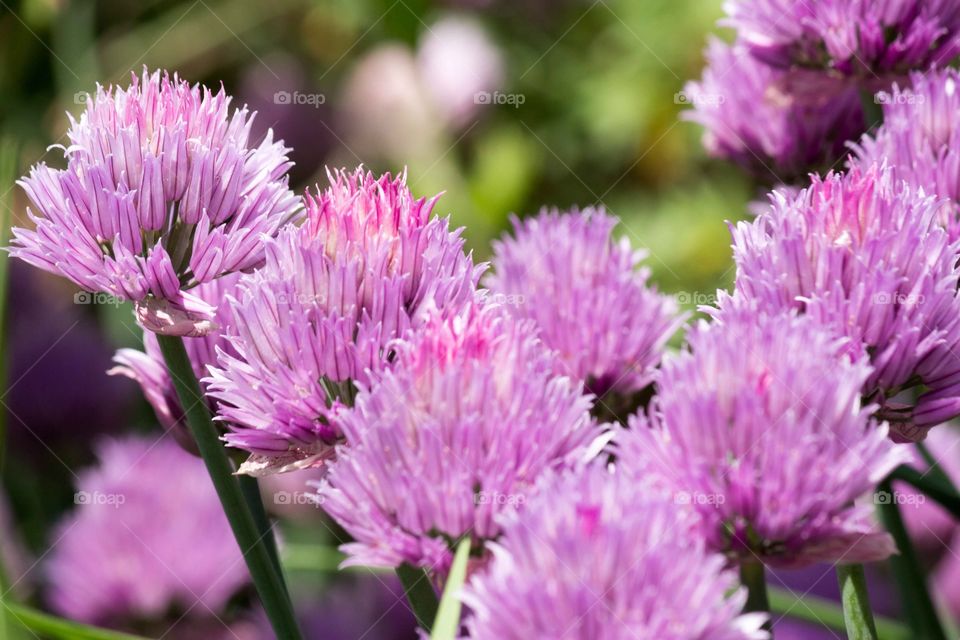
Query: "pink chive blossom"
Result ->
[[722, 0, 960, 77], [683, 39, 864, 180], [852, 68, 960, 241], [730, 164, 960, 440], [618, 303, 909, 568], [463, 464, 769, 640], [485, 207, 683, 399], [317, 302, 599, 574], [9, 69, 300, 336], [45, 435, 249, 628], [109, 273, 240, 452], [205, 169, 483, 474]]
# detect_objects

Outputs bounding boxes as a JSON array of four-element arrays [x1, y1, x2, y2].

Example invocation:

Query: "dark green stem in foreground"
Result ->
[[237, 474, 286, 593], [739, 561, 771, 631], [396, 563, 440, 632], [5, 602, 148, 640], [876, 478, 947, 640], [890, 464, 960, 520], [769, 587, 910, 639], [837, 564, 879, 639], [156, 335, 302, 640]]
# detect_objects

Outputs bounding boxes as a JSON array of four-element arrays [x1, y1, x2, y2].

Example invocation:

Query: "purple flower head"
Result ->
[[485, 207, 683, 399], [731, 164, 960, 440], [722, 0, 960, 77], [10, 69, 300, 336], [205, 168, 483, 472], [317, 302, 598, 573], [683, 39, 863, 180], [45, 435, 249, 628], [853, 68, 960, 240], [463, 464, 769, 640], [110, 274, 241, 451], [618, 304, 909, 568]]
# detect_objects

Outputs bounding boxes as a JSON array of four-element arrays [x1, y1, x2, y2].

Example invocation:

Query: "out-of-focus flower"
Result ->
[[722, 0, 960, 77], [852, 68, 960, 240], [683, 39, 863, 180], [340, 46, 442, 161], [416, 15, 504, 128], [0, 492, 30, 597], [463, 464, 769, 640], [45, 435, 249, 630], [206, 169, 483, 473], [730, 164, 960, 440], [10, 69, 300, 336], [318, 302, 598, 574], [618, 305, 908, 568], [485, 207, 683, 399], [933, 532, 960, 621], [897, 426, 960, 548], [110, 274, 240, 451]]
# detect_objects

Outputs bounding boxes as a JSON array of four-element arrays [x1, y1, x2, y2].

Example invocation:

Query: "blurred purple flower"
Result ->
[[618, 304, 908, 568], [933, 532, 960, 622], [731, 164, 960, 440], [463, 464, 769, 640], [318, 302, 598, 574], [206, 169, 483, 473], [722, 0, 960, 77], [683, 39, 863, 180], [110, 273, 240, 451], [485, 207, 683, 398], [896, 426, 960, 548], [417, 15, 504, 128], [853, 68, 960, 241], [45, 435, 249, 629], [10, 69, 299, 336]]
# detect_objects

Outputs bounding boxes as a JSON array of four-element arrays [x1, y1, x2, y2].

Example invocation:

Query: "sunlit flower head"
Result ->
[[731, 164, 960, 440], [205, 168, 483, 473], [10, 69, 299, 336], [722, 0, 960, 77], [463, 464, 769, 640], [618, 303, 909, 568], [485, 207, 683, 400], [318, 302, 599, 574]]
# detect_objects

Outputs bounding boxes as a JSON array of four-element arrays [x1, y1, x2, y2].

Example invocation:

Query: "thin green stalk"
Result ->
[[396, 563, 440, 632], [876, 478, 947, 640], [836, 564, 878, 639], [431, 539, 471, 640], [5, 602, 148, 640], [768, 587, 910, 639], [237, 474, 285, 593], [740, 561, 770, 621], [156, 335, 302, 640], [889, 464, 960, 520]]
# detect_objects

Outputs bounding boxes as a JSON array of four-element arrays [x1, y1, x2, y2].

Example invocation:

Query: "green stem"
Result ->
[[156, 335, 302, 640], [837, 564, 879, 639], [876, 478, 947, 640], [889, 464, 960, 520], [237, 474, 285, 593], [396, 563, 440, 632], [5, 602, 148, 640], [768, 587, 910, 639], [740, 561, 770, 621]]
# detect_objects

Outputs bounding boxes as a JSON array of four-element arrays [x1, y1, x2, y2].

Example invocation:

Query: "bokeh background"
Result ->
[[4, 1, 955, 639]]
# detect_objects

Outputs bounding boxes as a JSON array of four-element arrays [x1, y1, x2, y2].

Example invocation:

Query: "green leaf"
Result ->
[[431, 538, 472, 640], [6, 603, 150, 640]]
